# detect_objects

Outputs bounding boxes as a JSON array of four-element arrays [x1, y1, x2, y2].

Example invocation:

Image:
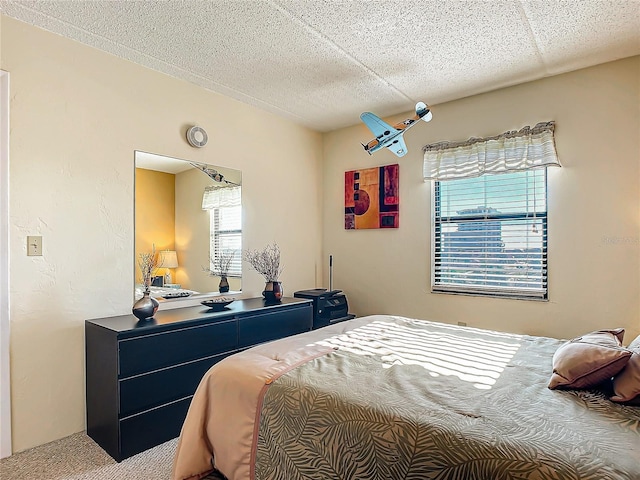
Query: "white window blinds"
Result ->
[[433, 169, 548, 299], [202, 185, 242, 277], [209, 207, 242, 277]]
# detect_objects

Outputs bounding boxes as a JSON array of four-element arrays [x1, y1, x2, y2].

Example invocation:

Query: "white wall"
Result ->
[[323, 57, 640, 342], [1, 16, 323, 452]]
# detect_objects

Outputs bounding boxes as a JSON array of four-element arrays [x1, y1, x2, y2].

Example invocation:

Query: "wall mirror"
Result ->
[[134, 151, 242, 303]]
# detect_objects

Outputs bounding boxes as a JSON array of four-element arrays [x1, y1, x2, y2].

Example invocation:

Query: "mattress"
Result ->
[[172, 315, 640, 480]]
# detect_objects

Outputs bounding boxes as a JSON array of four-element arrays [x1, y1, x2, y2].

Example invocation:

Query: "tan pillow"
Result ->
[[611, 335, 640, 404], [548, 328, 631, 390]]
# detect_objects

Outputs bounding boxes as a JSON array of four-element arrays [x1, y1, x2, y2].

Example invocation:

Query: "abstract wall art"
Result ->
[[345, 163, 399, 229]]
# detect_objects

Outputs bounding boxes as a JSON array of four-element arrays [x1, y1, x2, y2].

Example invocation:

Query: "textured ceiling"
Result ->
[[1, 0, 639, 132]]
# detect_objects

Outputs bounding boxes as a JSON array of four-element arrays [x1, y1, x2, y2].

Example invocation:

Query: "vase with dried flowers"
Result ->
[[205, 249, 236, 293], [132, 246, 160, 321], [243, 242, 284, 302]]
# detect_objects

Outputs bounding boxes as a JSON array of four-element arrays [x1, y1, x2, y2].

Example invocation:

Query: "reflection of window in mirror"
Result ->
[[211, 207, 242, 276], [203, 185, 242, 276]]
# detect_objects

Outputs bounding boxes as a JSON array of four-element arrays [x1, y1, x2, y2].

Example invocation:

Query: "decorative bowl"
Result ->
[[201, 297, 235, 310]]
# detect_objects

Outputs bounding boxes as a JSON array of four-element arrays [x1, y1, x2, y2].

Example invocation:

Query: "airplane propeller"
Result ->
[[416, 101, 433, 122]]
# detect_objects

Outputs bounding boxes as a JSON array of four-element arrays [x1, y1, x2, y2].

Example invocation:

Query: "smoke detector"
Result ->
[[186, 126, 208, 148]]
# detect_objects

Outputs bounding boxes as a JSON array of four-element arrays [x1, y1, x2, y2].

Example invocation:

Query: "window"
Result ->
[[433, 169, 547, 299], [210, 205, 242, 277], [203, 185, 242, 277]]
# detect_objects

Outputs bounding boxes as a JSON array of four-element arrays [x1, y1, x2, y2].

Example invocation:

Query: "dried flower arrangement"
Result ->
[[137, 245, 158, 292], [243, 242, 284, 282], [205, 249, 237, 278]]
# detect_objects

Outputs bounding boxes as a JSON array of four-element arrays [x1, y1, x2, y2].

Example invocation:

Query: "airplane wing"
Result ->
[[388, 135, 408, 157], [360, 112, 398, 139]]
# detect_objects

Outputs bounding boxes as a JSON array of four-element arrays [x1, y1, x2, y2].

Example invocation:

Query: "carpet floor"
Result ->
[[0, 432, 226, 480]]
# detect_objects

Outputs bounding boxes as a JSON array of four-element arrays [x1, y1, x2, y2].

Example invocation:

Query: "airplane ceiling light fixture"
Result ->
[[360, 102, 433, 157], [190, 162, 240, 186]]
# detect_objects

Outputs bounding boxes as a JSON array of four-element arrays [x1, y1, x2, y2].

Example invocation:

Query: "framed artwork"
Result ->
[[345, 164, 399, 229]]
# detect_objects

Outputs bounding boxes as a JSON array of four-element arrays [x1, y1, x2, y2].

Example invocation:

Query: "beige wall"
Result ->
[[2, 16, 323, 452], [323, 56, 640, 342]]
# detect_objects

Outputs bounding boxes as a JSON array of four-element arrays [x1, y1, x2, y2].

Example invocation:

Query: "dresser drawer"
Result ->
[[238, 305, 312, 348], [119, 320, 237, 377], [119, 352, 229, 417], [119, 396, 192, 460]]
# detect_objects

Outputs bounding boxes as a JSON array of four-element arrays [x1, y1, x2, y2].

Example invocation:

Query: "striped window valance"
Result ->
[[423, 122, 560, 181], [202, 185, 241, 210]]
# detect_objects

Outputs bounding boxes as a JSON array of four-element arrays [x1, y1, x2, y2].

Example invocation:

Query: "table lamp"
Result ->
[[159, 250, 179, 284]]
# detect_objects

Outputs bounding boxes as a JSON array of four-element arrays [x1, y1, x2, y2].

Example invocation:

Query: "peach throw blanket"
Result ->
[[172, 317, 375, 480]]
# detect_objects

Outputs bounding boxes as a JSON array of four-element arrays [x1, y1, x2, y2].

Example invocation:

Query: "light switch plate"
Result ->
[[27, 236, 42, 256]]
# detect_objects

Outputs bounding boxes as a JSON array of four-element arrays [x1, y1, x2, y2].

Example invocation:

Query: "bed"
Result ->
[[172, 315, 640, 480], [134, 284, 199, 300]]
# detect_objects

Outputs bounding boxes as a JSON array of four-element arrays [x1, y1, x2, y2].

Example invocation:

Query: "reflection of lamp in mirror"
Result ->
[[158, 250, 179, 284]]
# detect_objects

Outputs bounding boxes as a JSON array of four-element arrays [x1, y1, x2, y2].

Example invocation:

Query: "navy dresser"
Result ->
[[85, 297, 312, 461]]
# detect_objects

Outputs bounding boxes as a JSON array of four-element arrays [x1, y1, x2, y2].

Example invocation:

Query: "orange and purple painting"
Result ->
[[345, 164, 399, 229]]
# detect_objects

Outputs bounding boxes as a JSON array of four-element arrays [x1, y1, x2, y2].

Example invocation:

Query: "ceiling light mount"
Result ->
[[186, 126, 208, 148]]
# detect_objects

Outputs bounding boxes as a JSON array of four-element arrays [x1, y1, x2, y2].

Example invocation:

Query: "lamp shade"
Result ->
[[158, 250, 179, 269]]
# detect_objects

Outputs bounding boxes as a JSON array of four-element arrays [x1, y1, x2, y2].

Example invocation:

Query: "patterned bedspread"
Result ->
[[174, 315, 640, 480]]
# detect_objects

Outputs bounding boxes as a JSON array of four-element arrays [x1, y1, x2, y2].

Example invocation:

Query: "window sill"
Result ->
[[431, 288, 548, 302]]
